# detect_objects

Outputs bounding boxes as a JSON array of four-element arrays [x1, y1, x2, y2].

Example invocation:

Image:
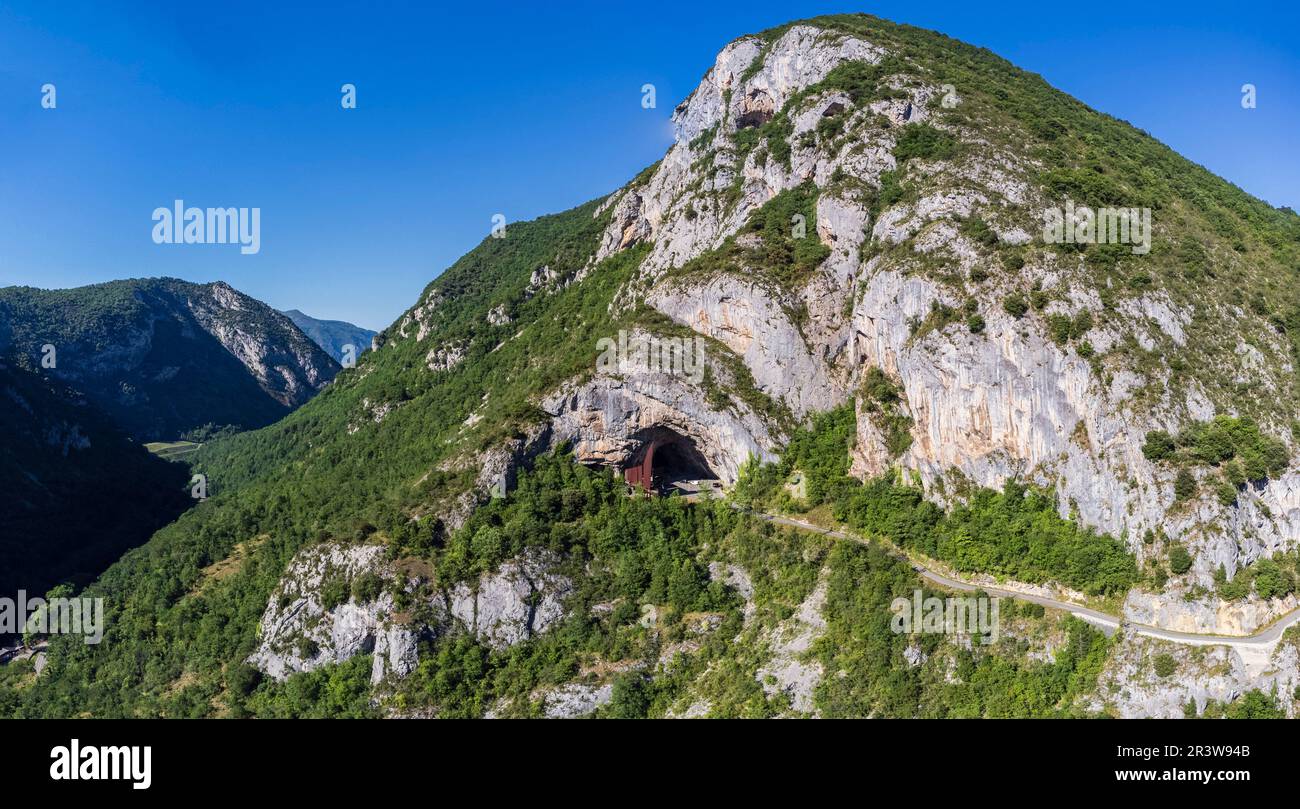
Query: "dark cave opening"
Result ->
[[623, 427, 718, 494]]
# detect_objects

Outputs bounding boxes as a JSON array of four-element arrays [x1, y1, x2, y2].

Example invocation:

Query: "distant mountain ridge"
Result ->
[[0, 278, 340, 441], [281, 309, 376, 365]]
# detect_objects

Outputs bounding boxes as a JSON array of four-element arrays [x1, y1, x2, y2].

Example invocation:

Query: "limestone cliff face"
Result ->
[[1089, 631, 1300, 718], [249, 542, 573, 687], [188, 281, 337, 408], [574, 23, 1300, 630]]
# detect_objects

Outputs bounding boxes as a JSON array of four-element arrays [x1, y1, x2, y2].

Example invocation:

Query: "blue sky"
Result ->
[[1, 1, 1296, 331]]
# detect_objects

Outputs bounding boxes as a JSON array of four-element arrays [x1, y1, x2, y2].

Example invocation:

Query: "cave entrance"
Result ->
[[622, 427, 719, 496]]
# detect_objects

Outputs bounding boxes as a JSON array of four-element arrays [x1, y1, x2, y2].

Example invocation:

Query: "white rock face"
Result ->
[[251, 542, 574, 683], [1090, 632, 1300, 718], [1124, 590, 1299, 636], [756, 574, 828, 715], [425, 341, 466, 372], [539, 683, 614, 718], [449, 548, 572, 650], [595, 26, 887, 280], [189, 281, 336, 407], [248, 543, 395, 682], [370, 624, 419, 685], [650, 276, 843, 417]]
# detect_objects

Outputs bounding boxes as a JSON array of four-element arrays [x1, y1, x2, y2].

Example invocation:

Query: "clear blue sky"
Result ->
[[1, 1, 1296, 331]]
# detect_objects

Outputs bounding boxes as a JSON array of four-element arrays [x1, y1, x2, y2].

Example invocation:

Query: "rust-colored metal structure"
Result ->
[[623, 440, 659, 491]]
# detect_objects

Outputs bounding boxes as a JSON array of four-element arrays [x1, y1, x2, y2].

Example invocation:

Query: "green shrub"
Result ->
[[1153, 654, 1177, 678], [605, 673, 651, 719], [1151, 416, 1290, 482], [1168, 544, 1193, 575], [350, 571, 383, 604], [1215, 479, 1239, 507], [893, 123, 958, 162], [1047, 314, 1072, 345], [1174, 470, 1197, 501], [319, 573, 350, 610], [1253, 558, 1294, 600], [870, 170, 905, 218], [1224, 690, 1286, 719], [861, 367, 901, 406], [1142, 431, 1176, 462], [961, 217, 999, 247], [1002, 293, 1029, 318]]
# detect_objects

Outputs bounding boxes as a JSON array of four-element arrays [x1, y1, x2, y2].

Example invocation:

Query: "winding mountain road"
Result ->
[[744, 508, 1300, 649]]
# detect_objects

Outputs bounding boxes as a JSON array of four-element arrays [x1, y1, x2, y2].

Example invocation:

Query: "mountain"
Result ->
[[0, 279, 340, 441], [280, 309, 376, 365], [0, 355, 190, 611], [9, 14, 1300, 719]]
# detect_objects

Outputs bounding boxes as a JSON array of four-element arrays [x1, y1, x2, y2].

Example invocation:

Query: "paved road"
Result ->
[[743, 508, 1300, 648]]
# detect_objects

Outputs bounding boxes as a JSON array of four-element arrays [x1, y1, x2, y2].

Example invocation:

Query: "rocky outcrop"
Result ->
[[1089, 631, 1300, 718], [755, 572, 828, 715], [539, 683, 614, 718], [1124, 590, 1299, 636], [449, 548, 572, 650], [250, 541, 574, 684], [425, 341, 467, 372], [248, 542, 396, 682], [185, 281, 336, 408], [594, 25, 889, 279], [649, 276, 845, 418]]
